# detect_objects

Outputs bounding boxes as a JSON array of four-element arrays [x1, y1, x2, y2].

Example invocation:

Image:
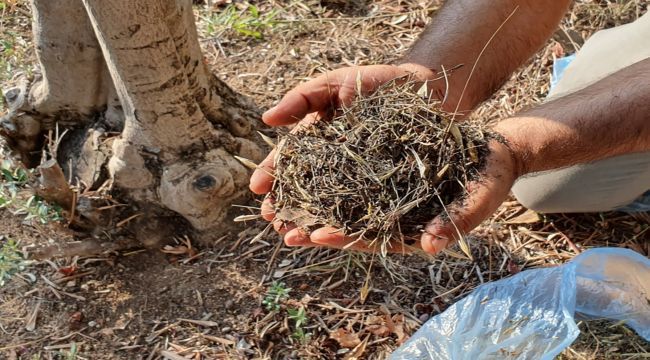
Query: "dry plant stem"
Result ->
[[36, 159, 73, 210], [272, 80, 490, 255]]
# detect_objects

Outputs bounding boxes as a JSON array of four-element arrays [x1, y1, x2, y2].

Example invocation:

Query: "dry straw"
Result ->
[[272, 77, 492, 255]]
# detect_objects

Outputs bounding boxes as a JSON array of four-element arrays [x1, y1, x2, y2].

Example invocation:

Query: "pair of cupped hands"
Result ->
[[249, 64, 524, 255]]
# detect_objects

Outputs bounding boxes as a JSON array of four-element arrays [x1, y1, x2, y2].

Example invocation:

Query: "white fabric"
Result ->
[[512, 13, 650, 213]]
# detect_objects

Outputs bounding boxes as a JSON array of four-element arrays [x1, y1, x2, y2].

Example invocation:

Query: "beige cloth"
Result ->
[[512, 12, 650, 213]]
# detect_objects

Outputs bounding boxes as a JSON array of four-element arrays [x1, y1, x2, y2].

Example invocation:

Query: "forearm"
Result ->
[[497, 58, 650, 176], [399, 0, 571, 113]]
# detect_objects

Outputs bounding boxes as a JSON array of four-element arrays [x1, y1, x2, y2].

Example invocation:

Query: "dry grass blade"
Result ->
[[257, 131, 277, 148], [233, 155, 259, 170]]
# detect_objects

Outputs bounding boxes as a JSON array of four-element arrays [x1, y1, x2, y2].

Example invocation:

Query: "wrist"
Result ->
[[492, 118, 534, 179]]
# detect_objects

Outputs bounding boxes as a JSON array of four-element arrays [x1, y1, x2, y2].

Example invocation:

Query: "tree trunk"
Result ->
[[1, 0, 117, 164], [1, 0, 265, 249]]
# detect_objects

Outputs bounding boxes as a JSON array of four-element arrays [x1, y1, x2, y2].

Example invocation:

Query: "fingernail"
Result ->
[[285, 229, 309, 245], [263, 105, 278, 117], [421, 232, 449, 255]]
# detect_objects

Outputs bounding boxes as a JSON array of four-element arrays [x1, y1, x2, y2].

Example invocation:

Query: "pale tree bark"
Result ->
[[1, 0, 117, 164], [1, 0, 265, 251]]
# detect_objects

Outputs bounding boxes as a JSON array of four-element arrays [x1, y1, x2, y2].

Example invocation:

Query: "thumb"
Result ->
[[420, 159, 515, 255]]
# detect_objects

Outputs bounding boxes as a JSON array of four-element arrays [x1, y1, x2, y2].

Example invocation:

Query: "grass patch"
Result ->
[[202, 3, 279, 39], [262, 281, 291, 311], [0, 159, 63, 224]]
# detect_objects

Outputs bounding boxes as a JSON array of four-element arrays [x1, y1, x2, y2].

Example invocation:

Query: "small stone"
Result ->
[[224, 299, 234, 310], [221, 326, 231, 333], [418, 313, 430, 323], [88, 320, 97, 327]]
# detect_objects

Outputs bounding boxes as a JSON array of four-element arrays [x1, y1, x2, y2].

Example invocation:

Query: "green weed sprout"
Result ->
[[262, 281, 291, 311]]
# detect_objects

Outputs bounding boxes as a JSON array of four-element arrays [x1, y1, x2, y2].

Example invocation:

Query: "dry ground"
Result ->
[[1, 0, 649, 359]]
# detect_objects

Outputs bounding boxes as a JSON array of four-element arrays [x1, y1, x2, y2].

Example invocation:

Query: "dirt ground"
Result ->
[[1, 0, 649, 359]]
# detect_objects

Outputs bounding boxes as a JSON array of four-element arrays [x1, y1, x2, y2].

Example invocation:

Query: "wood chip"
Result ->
[[177, 318, 219, 327], [330, 328, 361, 348], [160, 350, 187, 360], [25, 301, 40, 332]]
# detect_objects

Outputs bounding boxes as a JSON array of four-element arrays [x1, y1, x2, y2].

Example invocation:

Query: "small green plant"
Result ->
[[21, 195, 64, 224], [288, 306, 310, 343], [57, 342, 78, 360], [262, 282, 311, 342], [0, 160, 63, 224], [0, 238, 25, 286], [262, 281, 291, 311], [205, 4, 278, 39], [1, 160, 29, 186]]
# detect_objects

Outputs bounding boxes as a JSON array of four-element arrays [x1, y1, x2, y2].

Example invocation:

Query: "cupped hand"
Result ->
[[419, 137, 520, 254]]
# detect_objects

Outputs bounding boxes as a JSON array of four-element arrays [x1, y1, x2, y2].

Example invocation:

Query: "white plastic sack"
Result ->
[[390, 248, 650, 360]]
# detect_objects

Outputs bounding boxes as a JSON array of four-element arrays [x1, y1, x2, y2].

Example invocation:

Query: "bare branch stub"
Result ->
[[37, 159, 74, 211]]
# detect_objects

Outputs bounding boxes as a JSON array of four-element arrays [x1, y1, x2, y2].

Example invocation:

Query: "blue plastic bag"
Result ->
[[550, 54, 576, 91], [390, 248, 650, 359]]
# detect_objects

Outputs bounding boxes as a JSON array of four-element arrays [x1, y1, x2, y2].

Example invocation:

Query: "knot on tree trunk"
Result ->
[[159, 148, 251, 230], [1, 76, 42, 163]]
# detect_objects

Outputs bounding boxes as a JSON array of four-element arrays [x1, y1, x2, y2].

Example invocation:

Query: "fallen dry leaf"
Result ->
[[69, 311, 84, 331], [392, 314, 406, 344], [552, 41, 565, 58], [58, 265, 78, 276], [330, 328, 361, 348], [506, 209, 541, 224], [367, 324, 390, 337], [344, 334, 370, 360], [365, 315, 390, 337]]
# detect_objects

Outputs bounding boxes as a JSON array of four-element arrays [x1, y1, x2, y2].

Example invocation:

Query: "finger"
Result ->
[[273, 218, 296, 235], [284, 228, 314, 247], [260, 197, 275, 221], [421, 173, 512, 255], [310, 227, 356, 248], [310, 227, 405, 253], [262, 75, 342, 126], [420, 233, 449, 255], [263, 65, 405, 126], [249, 149, 276, 195]]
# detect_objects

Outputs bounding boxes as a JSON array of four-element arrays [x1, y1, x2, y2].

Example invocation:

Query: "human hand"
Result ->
[[418, 137, 520, 254]]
